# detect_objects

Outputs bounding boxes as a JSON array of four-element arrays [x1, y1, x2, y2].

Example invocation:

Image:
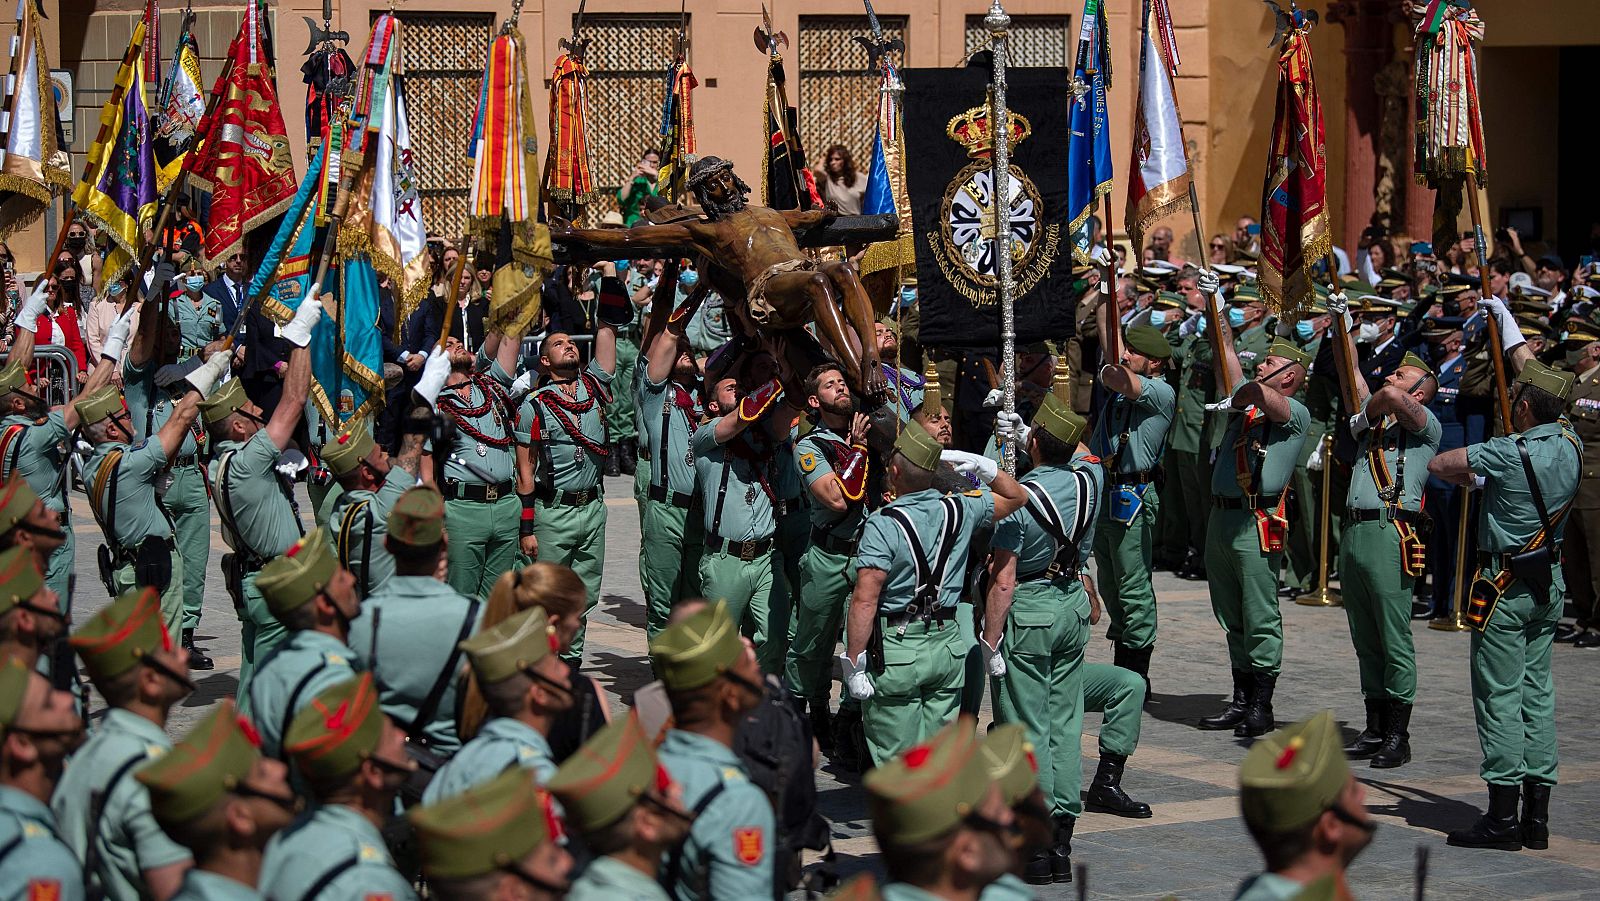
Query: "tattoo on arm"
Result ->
[[395, 429, 425, 477]]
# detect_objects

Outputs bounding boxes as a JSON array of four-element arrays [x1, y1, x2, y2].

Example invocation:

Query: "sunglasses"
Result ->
[[1210, 242, 1228, 250]]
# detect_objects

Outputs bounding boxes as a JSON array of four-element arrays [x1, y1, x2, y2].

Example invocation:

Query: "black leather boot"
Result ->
[[1198, 669, 1251, 730], [1370, 701, 1411, 769], [619, 438, 638, 476], [604, 444, 622, 477], [830, 706, 864, 772], [182, 629, 214, 672], [1127, 645, 1154, 700], [1050, 814, 1076, 883], [808, 702, 834, 754], [1344, 698, 1386, 760], [1022, 849, 1053, 885], [1521, 782, 1550, 850], [1447, 783, 1523, 851], [1085, 753, 1152, 818], [1235, 672, 1276, 738]]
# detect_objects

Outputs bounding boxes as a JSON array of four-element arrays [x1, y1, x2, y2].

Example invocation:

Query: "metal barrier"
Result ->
[[0, 344, 87, 486]]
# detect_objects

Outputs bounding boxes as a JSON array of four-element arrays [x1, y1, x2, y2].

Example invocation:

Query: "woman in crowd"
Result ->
[[813, 143, 866, 215]]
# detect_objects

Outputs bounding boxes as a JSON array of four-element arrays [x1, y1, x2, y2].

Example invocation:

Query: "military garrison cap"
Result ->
[[136, 699, 262, 826], [0, 474, 41, 535], [198, 378, 249, 422], [70, 587, 169, 683], [1399, 352, 1434, 377], [319, 424, 375, 477], [387, 485, 445, 547], [256, 529, 338, 617], [283, 673, 385, 783], [73, 385, 125, 427], [1514, 359, 1575, 402], [1267, 340, 1312, 370], [865, 716, 990, 846], [546, 712, 660, 832], [0, 657, 30, 737], [1238, 711, 1350, 832], [1032, 393, 1087, 447], [410, 767, 560, 881], [0, 359, 26, 396], [1125, 325, 1172, 360], [891, 421, 942, 472], [0, 546, 43, 613], [461, 606, 557, 685], [649, 599, 744, 691], [826, 874, 884, 901], [978, 723, 1038, 807]]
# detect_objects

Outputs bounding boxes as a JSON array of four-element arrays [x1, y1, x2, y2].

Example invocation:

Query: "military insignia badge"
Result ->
[[733, 826, 764, 865], [799, 452, 818, 474], [27, 881, 61, 901]]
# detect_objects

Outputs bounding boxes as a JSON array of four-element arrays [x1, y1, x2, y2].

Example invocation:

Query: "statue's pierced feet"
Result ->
[[861, 361, 889, 401]]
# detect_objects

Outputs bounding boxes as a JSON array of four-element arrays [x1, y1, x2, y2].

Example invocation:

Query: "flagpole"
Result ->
[[1466, 184, 1513, 434], [986, 0, 1017, 475]]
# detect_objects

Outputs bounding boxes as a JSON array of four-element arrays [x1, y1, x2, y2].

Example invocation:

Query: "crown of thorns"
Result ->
[[685, 155, 735, 191]]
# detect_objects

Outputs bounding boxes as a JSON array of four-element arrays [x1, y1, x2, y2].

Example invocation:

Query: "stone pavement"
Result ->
[[65, 475, 1600, 899]]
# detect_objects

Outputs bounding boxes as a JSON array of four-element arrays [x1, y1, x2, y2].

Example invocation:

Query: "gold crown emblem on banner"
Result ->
[[945, 105, 1032, 159]]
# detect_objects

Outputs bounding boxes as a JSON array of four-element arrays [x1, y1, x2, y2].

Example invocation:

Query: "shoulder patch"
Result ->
[[359, 842, 385, 863], [799, 452, 817, 474], [26, 881, 60, 901], [733, 827, 764, 866], [325, 653, 347, 666], [963, 489, 984, 497]]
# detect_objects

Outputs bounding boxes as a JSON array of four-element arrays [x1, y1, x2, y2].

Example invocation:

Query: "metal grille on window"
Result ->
[[386, 12, 495, 239], [797, 15, 907, 185], [963, 15, 1071, 68], [581, 14, 681, 226]]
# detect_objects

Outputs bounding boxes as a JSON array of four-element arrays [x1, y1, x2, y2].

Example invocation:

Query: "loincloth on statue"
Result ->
[[746, 258, 816, 327]]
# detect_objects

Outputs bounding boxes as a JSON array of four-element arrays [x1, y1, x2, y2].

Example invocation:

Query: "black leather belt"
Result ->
[[171, 455, 197, 468], [775, 496, 802, 518], [115, 536, 176, 565], [1110, 469, 1158, 487], [648, 483, 694, 509], [546, 487, 601, 507], [1346, 507, 1421, 524], [1020, 562, 1079, 583], [442, 479, 514, 502], [706, 534, 773, 561], [1214, 493, 1282, 511], [810, 527, 857, 556], [1477, 551, 1517, 572], [882, 604, 957, 628]]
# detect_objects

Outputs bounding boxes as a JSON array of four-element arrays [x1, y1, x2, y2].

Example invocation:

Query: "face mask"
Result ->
[[1295, 320, 1316, 340], [900, 288, 917, 308], [107, 282, 125, 298], [1196, 314, 1208, 333], [185, 275, 205, 291], [1227, 308, 1246, 329], [1149, 309, 1167, 327], [616, 260, 630, 274], [679, 271, 699, 287], [1356, 321, 1380, 343], [66, 235, 86, 251]]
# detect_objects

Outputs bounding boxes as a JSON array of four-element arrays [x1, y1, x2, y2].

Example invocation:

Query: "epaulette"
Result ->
[[738, 380, 783, 423]]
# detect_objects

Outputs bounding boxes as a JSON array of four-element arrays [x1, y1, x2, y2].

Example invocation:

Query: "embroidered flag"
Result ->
[[1124, 0, 1191, 254], [1258, 10, 1331, 316], [1413, 0, 1489, 257], [859, 59, 915, 282], [1066, 0, 1114, 265], [71, 18, 157, 281], [656, 57, 697, 201], [0, 0, 70, 239], [544, 51, 598, 205], [152, 24, 204, 191]]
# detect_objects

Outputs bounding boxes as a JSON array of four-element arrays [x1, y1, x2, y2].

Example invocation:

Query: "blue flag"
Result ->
[[863, 130, 894, 217], [1066, 0, 1113, 264]]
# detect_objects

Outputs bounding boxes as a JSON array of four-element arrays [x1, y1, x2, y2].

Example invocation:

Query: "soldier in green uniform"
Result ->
[[1195, 272, 1311, 738], [977, 722, 1055, 897], [1556, 325, 1600, 647], [842, 423, 1026, 764], [261, 674, 417, 899], [1430, 359, 1582, 852], [349, 486, 484, 758], [1082, 662, 1153, 818], [423, 606, 572, 802], [788, 364, 873, 742], [983, 395, 1099, 884], [167, 267, 225, 354], [864, 717, 1018, 900], [547, 713, 694, 901], [0, 545, 67, 673], [409, 767, 572, 901], [1282, 300, 1339, 598], [875, 320, 926, 424], [135, 700, 297, 901], [55, 588, 196, 900], [518, 320, 619, 658], [0, 656, 85, 900], [246, 529, 362, 759], [604, 260, 647, 477], [1090, 321, 1174, 688], [648, 600, 774, 901], [1165, 301, 1216, 579], [318, 415, 425, 598], [1233, 712, 1375, 901], [1325, 289, 1441, 770], [200, 294, 322, 696], [0, 475, 67, 598]]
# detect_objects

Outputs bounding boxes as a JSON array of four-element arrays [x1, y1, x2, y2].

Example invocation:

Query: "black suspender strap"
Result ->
[[709, 452, 735, 539], [275, 661, 332, 760], [882, 497, 961, 613], [1515, 436, 1577, 552], [336, 500, 374, 597], [1020, 472, 1094, 577], [296, 854, 362, 901], [660, 781, 730, 897], [0, 832, 24, 867], [84, 754, 147, 894], [406, 599, 481, 741]]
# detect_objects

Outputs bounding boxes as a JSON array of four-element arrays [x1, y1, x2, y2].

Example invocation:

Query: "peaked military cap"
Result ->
[[319, 424, 375, 477], [1399, 352, 1434, 377], [1125, 324, 1172, 360], [461, 606, 557, 685], [73, 385, 126, 427], [1230, 284, 1262, 303], [410, 767, 559, 881], [198, 378, 249, 422], [648, 600, 744, 692], [136, 699, 262, 826], [70, 587, 169, 683], [1267, 340, 1312, 370], [891, 421, 942, 472], [1032, 393, 1087, 447], [979, 723, 1038, 807], [1239, 711, 1350, 832], [546, 712, 660, 832], [388, 485, 445, 547], [256, 529, 338, 618], [283, 673, 385, 783], [0, 546, 43, 613], [0, 657, 30, 737], [864, 716, 990, 846], [1514, 359, 1575, 402]]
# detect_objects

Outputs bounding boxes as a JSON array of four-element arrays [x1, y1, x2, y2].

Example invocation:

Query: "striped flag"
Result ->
[[71, 18, 157, 281], [1124, 0, 1191, 253], [1258, 10, 1331, 316], [1066, 0, 1114, 264], [0, 0, 70, 239]]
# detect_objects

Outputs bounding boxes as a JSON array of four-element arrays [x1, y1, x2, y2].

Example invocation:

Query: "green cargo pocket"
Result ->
[[1008, 609, 1055, 657]]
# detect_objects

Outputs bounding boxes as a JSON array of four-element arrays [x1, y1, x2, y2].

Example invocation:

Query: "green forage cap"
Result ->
[[0, 359, 26, 395], [0, 657, 31, 737], [1267, 340, 1312, 369], [461, 606, 556, 685], [978, 723, 1038, 807], [1239, 711, 1350, 832], [0, 474, 41, 534], [70, 587, 168, 683], [283, 673, 385, 782], [73, 385, 125, 427], [198, 378, 248, 422], [318, 423, 375, 477], [0, 546, 43, 613], [865, 716, 989, 846], [1032, 393, 1087, 447], [1400, 352, 1434, 377], [387, 485, 445, 547], [825, 874, 883, 901], [546, 712, 659, 832], [1514, 359, 1576, 402], [256, 529, 338, 617], [1125, 325, 1172, 360], [136, 699, 262, 827], [648, 599, 744, 691], [877, 317, 899, 338], [891, 421, 941, 472], [410, 767, 557, 881]]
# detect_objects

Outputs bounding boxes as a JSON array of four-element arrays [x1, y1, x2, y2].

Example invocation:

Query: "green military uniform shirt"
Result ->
[[0, 785, 85, 901], [1467, 420, 1583, 554], [692, 424, 778, 542], [993, 450, 1104, 576], [422, 717, 556, 804], [1347, 401, 1442, 510], [211, 430, 301, 560], [1235, 323, 1272, 378], [1211, 401, 1311, 499], [321, 466, 413, 596], [244, 630, 359, 760], [169, 868, 256, 901], [686, 297, 733, 356], [1232, 872, 1307, 901], [795, 423, 867, 539], [1090, 375, 1175, 475], [259, 803, 416, 901], [1168, 334, 1212, 457], [51, 709, 191, 901], [855, 489, 994, 613], [169, 292, 223, 354], [978, 872, 1037, 901], [565, 854, 670, 901], [432, 362, 518, 486], [348, 575, 482, 755], [656, 729, 774, 901], [85, 438, 173, 547], [638, 370, 699, 496], [122, 362, 201, 460], [0, 410, 69, 513], [520, 360, 613, 492], [885, 884, 945, 901]]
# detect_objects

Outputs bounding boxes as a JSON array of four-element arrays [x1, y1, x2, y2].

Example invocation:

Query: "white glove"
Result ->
[[981, 635, 1007, 678], [99, 306, 139, 362], [1326, 291, 1353, 333], [995, 410, 1030, 449], [1206, 393, 1248, 416], [1196, 268, 1220, 298], [510, 370, 534, 396], [1274, 319, 1294, 338], [15, 281, 51, 334], [185, 351, 231, 396], [839, 652, 875, 701], [280, 288, 324, 347], [1178, 311, 1202, 339], [982, 387, 1004, 409], [1348, 409, 1370, 437], [1307, 439, 1325, 472], [941, 449, 1001, 485], [275, 458, 308, 479], [1089, 244, 1113, 267], [1472, 474, 1486, 490], [1480, 294, 1526, 352], [414, 347, 452, 410]]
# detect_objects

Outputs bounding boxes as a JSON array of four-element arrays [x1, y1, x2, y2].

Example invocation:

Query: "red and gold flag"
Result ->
[[1258, 11, 1330, 317], [543, 52, 598, 205]]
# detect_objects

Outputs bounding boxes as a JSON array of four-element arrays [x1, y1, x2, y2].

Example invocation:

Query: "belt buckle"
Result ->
[[484, 484, 500, 502]]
